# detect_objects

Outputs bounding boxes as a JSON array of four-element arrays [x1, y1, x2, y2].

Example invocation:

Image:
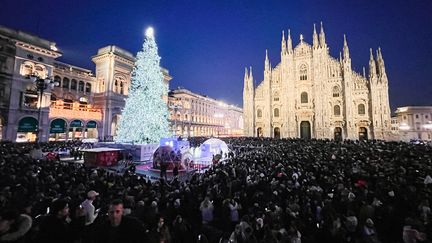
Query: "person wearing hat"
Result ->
[[81, 190, 99, 226]]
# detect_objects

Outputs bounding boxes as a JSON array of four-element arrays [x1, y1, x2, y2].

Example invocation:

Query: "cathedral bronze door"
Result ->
[[274, 127, 280, 139], [334, 127, 342, 141], [359, 127, 368, 141], [257, 127, 263, 137], [300, 121, 311, 139]]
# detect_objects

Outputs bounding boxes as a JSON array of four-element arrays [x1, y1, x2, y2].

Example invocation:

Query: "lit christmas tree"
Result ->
[[115, 27, 170, 144]]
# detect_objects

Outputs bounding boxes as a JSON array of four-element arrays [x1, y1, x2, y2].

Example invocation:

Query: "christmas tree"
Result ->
[[115, 27, 170, 144]]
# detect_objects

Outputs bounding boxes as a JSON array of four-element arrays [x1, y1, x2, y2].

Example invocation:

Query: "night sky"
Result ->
[[1, 0, 431, 113]]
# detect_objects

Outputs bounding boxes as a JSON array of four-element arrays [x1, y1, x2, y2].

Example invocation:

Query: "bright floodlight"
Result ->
[[145, 27, 154, 38]]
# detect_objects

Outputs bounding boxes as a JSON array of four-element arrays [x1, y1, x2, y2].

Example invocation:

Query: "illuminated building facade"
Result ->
[[168, 88, 243, 137], [394, 106, 432, 141], [0, 25, 172, 142], [243, 23, 392, 140]]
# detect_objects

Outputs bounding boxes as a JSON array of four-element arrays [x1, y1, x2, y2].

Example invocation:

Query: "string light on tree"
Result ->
[[115, 27, 170, 144]]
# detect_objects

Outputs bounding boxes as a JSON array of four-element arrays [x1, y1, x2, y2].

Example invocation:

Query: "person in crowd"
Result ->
[[402, 218, 427, 243], [361, 218, 381, 243], [200, 197, 214, 225], [228, 198, 241, 229], [94, 199, 146, 243], [173, 164, 179, 180], [0, 209, 32, 242], [36, 199, 85, 243], [81, 190, 99, 226], [155, 216, 171, 243], [29, 145, 43, 160], [160, 161, 168, 181], [0, 138, 431, 242], [171, 214, 192, 243]]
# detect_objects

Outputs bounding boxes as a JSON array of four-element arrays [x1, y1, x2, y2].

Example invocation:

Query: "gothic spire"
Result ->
[[377, 47, 385, 65], [287, 29, 293, 54], [281, 30, 287, 55], [244, 67, 250, 90], [377, 47, 387, 81], [265, 49, 270, 71], [244, 67, 254, 91], [369, 48, 377, 80], [319, 21, 326, 48], [376, 47, 386, 78], [313, 23, 319, 49], [376, 49, 380, 67], [343, 34, 350, 60]]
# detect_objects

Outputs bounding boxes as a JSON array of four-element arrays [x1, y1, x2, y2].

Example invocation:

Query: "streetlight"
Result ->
[[28, 73, 59, 143]]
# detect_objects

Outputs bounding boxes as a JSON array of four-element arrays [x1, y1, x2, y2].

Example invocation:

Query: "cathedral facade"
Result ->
[[243, 23, 391, 140]]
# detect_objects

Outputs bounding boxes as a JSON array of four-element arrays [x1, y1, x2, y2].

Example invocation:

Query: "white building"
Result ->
[[168, 88, 243, 137], [394, 106, 432, 141], [243, 23, 391, 140]]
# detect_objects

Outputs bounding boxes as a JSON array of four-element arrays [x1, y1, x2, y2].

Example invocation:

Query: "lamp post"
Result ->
[[29, 73, 59, 143]]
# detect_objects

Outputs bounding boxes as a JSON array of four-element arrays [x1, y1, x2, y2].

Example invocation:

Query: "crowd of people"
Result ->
[[0, 138, 431, 243]]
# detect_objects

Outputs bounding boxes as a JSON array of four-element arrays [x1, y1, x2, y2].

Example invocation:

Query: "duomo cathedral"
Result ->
[[243, 23, 391, 140]]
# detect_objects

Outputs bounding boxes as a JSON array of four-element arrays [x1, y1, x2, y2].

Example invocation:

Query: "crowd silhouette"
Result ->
[[0, 138, 431, 243]]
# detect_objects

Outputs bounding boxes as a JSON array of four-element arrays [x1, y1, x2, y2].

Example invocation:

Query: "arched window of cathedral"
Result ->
[[20, 62, 34, 77], [120, 82, 124, 94], [257, 109, 262, 118], [358, 104, 366, 115], [85, 83, 91, 93], [78, 81, 85, 92], [62, 77, 70, 89], [301, 92, 308, 103], [274, 108, 279, 117], [299, 64, 307, 80], [71, 79, 77, 90], [332, 86, 340, 97], [334, 105, 341, 116]]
